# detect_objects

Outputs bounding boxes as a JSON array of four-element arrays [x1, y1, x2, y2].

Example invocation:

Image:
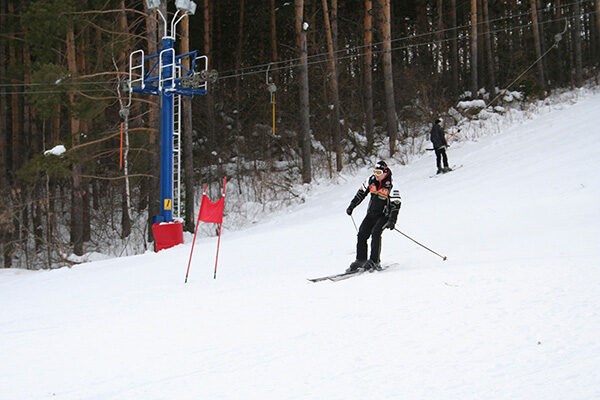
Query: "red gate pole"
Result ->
[[184, 185, 207, 283], [213, 223, 223, 279], [213, 177, 227, 279]]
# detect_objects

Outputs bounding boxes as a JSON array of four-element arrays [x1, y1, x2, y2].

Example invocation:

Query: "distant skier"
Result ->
[[345, 161, 401, 272], [431, 118, 452, 174]]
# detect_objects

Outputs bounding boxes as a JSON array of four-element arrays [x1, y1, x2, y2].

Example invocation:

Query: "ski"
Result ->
[[307, 270, 363, 282], [308, 264, 392, 283], [327, 270, 366, 282], [429, 164, 463, 178]]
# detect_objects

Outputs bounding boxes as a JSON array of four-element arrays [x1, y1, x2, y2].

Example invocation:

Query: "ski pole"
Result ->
[[350, 215, 358, 232], [393, 228, 447, 261]]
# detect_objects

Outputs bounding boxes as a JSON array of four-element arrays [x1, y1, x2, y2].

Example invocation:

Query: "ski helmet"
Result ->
[[373, 160, 390, 177]]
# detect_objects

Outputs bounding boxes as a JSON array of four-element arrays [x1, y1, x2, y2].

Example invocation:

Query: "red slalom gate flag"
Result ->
[[185, 177, 227, 283], [198, 193, 225, 223]]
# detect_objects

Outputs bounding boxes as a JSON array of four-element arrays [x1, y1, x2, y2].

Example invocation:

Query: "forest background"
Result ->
[[0, 0, 598, 269]]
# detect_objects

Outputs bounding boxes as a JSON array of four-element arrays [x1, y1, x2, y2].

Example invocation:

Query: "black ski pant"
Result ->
[[435, 147, 449, 171], [356, 212, 388, 263]]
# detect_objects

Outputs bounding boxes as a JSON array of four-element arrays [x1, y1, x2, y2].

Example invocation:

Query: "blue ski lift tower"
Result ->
[[128, 0, 208, 251]]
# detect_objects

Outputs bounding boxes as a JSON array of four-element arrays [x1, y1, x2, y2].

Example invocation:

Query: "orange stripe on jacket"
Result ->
[[369, 184, 389, 199]]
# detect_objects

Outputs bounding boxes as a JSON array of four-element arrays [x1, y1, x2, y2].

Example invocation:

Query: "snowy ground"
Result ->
[[1, 88, 599, 400]]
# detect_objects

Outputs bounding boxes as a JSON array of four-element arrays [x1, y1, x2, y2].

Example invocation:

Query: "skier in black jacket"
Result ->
[[345, 161, 401, 271], [431, 118, 451, 174]]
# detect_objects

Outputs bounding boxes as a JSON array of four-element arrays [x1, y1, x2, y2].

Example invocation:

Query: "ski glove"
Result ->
[[385, 189, 401, 230], [347, 188, 367, 216]]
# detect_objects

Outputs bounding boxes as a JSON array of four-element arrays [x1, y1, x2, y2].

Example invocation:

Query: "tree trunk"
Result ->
[[52, 102, 61, 146], [0, 0, 7, 190], [118, 0, 132, 238], [470, 0, 478, 94], [331, 0, 338, 46], [573, 0, 583, 85], [78, 26, 91, 244], [45, 170, 53, 268], [83, 186, 91, 242], [307, 0, 319, 56], [232, 1, 246, 190], [416, 1, 432, 75], [295, 0, 312, 183], [436, 0, 445, 76], [269, 0, 279, 64], [482, 0, 496, 92], [450, 0, 459, 95], [8, 1, 20, 177], [234, 0, 245, 104], [530, 0, 545, 89], [66, 26, 84, 256], [22, 46, 32, 166], [321, 0, 343, 172], [536, 0, 548, 82], [378, 0, 398, 156], [0, 0, 8, 266], [363, 0, 374, 152], [596, 0, 600, 62], [203, 0, 216, 150]]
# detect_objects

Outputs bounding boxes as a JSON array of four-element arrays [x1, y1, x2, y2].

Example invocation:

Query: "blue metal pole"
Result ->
[[159, 37, 174, 222]]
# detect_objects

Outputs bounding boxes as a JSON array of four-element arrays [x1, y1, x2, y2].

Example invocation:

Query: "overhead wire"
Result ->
[[0, 0, 593, 95], [215, 0, 593, 79]]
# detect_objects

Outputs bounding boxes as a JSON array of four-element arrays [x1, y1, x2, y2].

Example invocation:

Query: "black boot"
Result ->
[[347, 259, 367, 272], [364, 260, 382, 271]]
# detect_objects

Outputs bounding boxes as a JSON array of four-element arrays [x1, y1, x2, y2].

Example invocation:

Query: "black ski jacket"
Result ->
[[430, 123, 448, 150], [348, 172, 401, 223]]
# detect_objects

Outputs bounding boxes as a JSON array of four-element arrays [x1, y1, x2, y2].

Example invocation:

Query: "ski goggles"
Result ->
[[373, 169, 384, 176]]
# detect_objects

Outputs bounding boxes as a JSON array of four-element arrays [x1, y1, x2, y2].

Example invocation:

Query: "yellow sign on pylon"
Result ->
[[164, 199, 172, 210]]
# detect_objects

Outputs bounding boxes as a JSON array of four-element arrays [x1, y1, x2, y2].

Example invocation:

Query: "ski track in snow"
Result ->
[[1, 88, 600, 399]]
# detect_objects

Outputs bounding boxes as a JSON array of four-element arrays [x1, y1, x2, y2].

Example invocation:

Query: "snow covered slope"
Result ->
[[1, 89, 599, 400]]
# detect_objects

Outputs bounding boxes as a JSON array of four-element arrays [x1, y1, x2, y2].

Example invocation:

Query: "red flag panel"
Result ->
[[199, 194, 224, 223]]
